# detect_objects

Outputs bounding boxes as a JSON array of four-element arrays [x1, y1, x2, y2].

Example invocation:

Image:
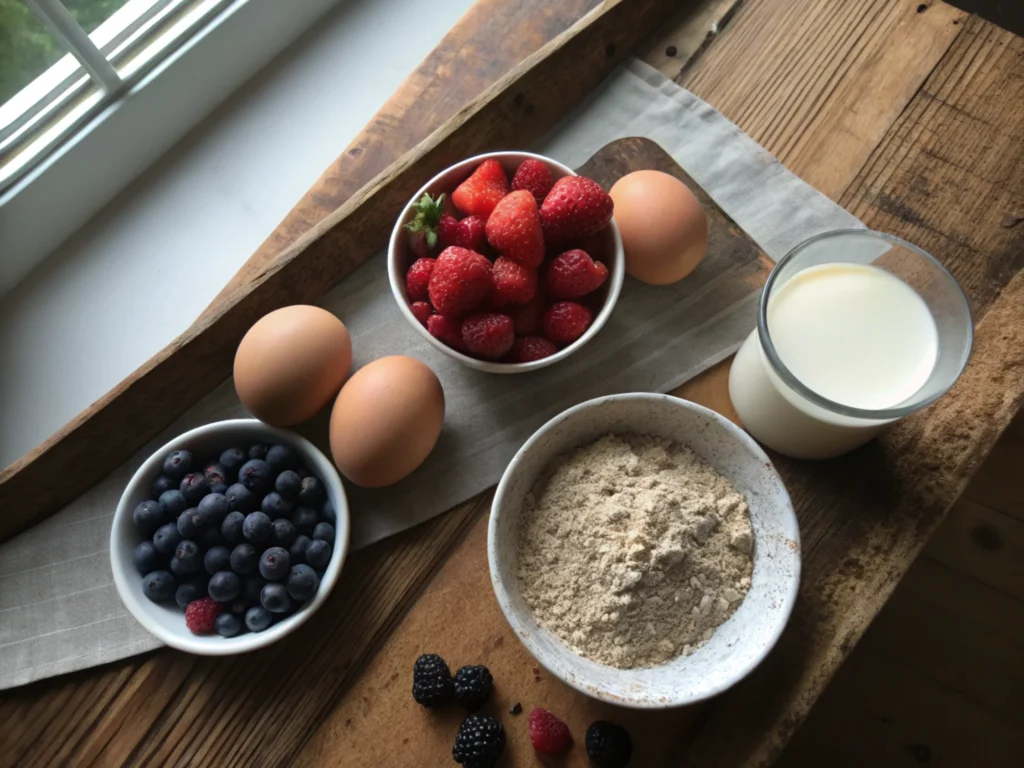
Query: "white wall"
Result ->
[[0, 0, 475, 468]]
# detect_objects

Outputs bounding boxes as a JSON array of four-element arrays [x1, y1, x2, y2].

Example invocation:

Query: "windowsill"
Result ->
[[0, 0, 475, 468]]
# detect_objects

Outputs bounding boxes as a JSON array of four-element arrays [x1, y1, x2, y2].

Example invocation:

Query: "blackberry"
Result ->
[[312, 522, 334, 542], [219, 447, 246, 479], [197, 492, 229, 526], [452, 714, 505, 768], [179, 472, 211, 505], [225, 483, 257, 514], [453, 665, 493, 710], [151, 474, 176, 498], [132, 500, 167, 534], [152, 523, 182, 556], [585, 721, 633, 768], [221, 510, 245, 545], [177, 508, 204, 538], [162, 450, 194, 480], [259, 547, 290, 581], [412, 653, 452, 708], [133, 540, 165, 575], [215, 612, 242, 637], [274, 470, 302, 501], [298, 476, 325, 508], [238, 459, 272, 495], [305, 538, 332, 571], [285, 564, 319, 602], [260, 492, 293, 520], [265, 444, 297, 474]]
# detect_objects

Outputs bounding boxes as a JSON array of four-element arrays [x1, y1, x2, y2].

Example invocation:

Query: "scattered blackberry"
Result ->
[[208, 570, 241, 602], [230, 543, 259, 574], [291, 506, 318, 537], [162, 450, 194, 480], [179, 472, 211, 504], [412, 653, 452, 708], [177, 508, 204, 538], [151, 474, 176, 498], [261, 492, 293, 520], [585, 721, 632, 768], [158, 489, 188, 518], [265, 444, 297, 473], [288, 535, 311, 565], [152, 523, 182, 556], [305, 539, 332, 571], [272, 518, 297, 546], [221, 510, 245, 545], [238, 459, 272, 495], [197, 492, 229, 526], [274, 470, 302, 501], [259, 547, 290, 581], [219, 447, 246, 478], [286, 564, 319, 602], [171, 540, 202, 575], [312, 522, 334, 542], [298, 477, 325, 508], [132, 500, 167, 534], [242, 511, 272, 544], [142, 570, 176, 602], [133, 540, 165, 574], [260, 583, 292, 613], [204, 545, 232, 575], [225, 483, 257, 514], [453, 665, 493, 710], [245, 605, 273, 632], [215, 612, 242, 637], [452, 714, 505, 768]]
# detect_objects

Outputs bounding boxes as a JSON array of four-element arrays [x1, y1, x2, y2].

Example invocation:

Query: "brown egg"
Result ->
[[610, 170, 708, 285], [234, 305, 352, 426], [329, 356, 445, 488]]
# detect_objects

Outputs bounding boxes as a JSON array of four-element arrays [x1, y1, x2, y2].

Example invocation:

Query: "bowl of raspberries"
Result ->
[[388, 151, 624, 372], [109, 419, 348, 654]]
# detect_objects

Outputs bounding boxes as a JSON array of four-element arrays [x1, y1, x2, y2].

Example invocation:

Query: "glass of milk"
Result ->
[[728, 229, 972, 459]]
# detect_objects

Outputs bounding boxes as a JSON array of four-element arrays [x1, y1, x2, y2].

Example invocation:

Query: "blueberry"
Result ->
[[274, 470, 302, 501], [242, 511, 272, 543], [198, 525, 223, 550], [320, 500, 336, 525], [245, 606, 273, 632], [306, 539, 332, 571], [209, 570, 241, 602], [219, 447, 247, 479], [143, 570, 176, 602], [177, 508, 203, 538], [152, 523, 182, 555], [204, 462, 228, 488], [259, 547, 290, 581], [248, 444, 269, 460], [197, 492, 229, 526], [261, 492, 293, 520], [133, 540, 165, 574], [225, 483, 256, 514], [265, 444, 298, 474], [162, 450, 194, 480], [230, 543, 258, 574], [291, 507, 318, 536], [221, 510, 245, 545], [238, 459, 272, 495], [312, 522, 334, 542], [298, 477, 325, 508], [175, 576, 207, 609], [241, 575, 267, 606], [151, 474, 176, 498], [272, 518, 296, 546], [286, 564, 319, 602], [289, 535, 311, 565], [215, 612, 243, 637], [158, 489, 188, 518], [171, 539, 202, 575], [204, 545, 232, 575], [132, 500, 167, 534], [260, 583, 292, 613], [179, 472, 210, 504]]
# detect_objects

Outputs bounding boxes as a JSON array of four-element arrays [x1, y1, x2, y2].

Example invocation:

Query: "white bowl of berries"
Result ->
[[388, 151, 624, 373], [110, 419, 349, 655]]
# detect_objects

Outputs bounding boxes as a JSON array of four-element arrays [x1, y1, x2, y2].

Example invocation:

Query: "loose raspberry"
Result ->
[[185, 597, 221, 634], [485, 190, 545, 268], [405, 257, 435, 302], [545, 249, 609, 299], [410, 301, 433, 326], [427, 314, 466, 351], [428, 246, 493, 318], [438, 213, 487, 251], [543, 301, 593, 345], [511, 158, 555, 206], [529, 707, 572, 756], [540, 175, 614, 243], [507, 336, 557, 363], [452, 159, 509, 217], [461, 313, 515, 360], [491, 256, 538, 307]]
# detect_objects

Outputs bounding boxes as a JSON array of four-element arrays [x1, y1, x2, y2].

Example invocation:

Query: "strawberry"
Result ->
[[185, 597, 221, 634], [410, 301, 433, 326], [428, 246, 493, 318], [511, 158, 555, 205], [403, 193, 445, 258], [485, 190, 545, 268], [439, 213, 487, 251], [405, 257, 436, 301], [528, 707, 572, 756], [452, 159, 509, 217], [543, 301, 592, 345], [427, 314, 466, 351], [508, 289, 547, 335], [507, 336, 557, 363], [491, 256, 537, 307], [544, 249, 608, 299], [461, 313, 515, 360], [540, 175, 614, 243]]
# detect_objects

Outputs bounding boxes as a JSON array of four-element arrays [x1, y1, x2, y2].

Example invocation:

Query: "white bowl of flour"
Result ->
[[488, 393, 800, 708]]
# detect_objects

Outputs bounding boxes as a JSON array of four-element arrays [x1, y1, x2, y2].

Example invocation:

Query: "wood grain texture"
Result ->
[[0, 0, 685, 543]]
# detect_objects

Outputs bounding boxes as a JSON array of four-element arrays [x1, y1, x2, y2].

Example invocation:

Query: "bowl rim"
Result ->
[[110, 418, 350, 655], [487, 392, 801, 708], [387, 150, 625, 374]]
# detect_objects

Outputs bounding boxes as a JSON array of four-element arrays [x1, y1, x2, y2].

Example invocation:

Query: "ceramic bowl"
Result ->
[[387, 150, 625, 374], [110, 419, 349, 655], [488, 393, 800, 707]]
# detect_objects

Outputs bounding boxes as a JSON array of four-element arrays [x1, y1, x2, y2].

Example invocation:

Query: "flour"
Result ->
[[516, 434, 754, 669]]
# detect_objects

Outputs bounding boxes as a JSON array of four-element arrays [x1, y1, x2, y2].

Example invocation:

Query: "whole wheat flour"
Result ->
[[517, 433, 754, 669]]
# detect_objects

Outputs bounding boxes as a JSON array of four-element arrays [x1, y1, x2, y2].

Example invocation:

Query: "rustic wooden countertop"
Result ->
[[2, 1, 1021, 766]]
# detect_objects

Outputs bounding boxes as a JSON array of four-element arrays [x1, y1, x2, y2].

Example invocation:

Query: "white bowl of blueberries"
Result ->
[[110, 419, 349, 654]]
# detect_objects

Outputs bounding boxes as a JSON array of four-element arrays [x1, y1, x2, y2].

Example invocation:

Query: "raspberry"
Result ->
[[410, 301, 433, 326], [184, 597, 221, 634], [412, 653, 452, 708], [427, 314, 466, 351], [529, 707, 572, 756], [507, 336, 557, 363], [452, 714, 505, 768], [508, 290, 546, 336], [544, 249, 608, 299], [511, 158, 555, 205], [542, 301, 593, 345], [452, 665, 493, 710], [405, 257, 435, 301], [428, 246, 493, 317], [461, 313, 515, 360], [491, 256, 537, 307], [585, 720, 632, 768]]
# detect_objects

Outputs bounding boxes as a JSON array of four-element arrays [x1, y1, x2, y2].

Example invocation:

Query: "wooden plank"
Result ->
[[0, 0, 685, 543], [962, 418, 1024, 522]]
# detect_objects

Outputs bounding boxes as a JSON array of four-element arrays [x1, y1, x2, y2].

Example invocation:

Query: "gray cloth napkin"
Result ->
[[0, 59, 861, 690]]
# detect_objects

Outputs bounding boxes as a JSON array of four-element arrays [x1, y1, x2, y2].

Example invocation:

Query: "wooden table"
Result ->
[[2, 1, 1022, 766]]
